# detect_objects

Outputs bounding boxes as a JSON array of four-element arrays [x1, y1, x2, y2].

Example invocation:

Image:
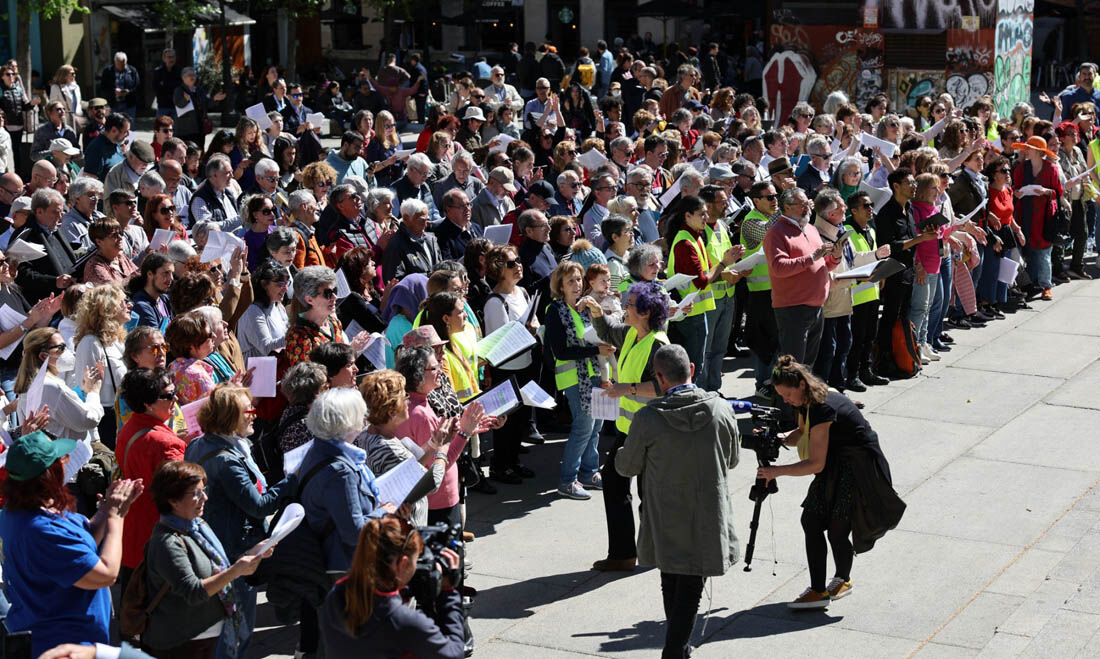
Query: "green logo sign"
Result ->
[[558, 6, 574, 23]]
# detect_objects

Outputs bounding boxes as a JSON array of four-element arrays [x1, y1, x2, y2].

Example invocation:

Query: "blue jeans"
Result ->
[[1026, 246, 1053, 289], [702, 295, 734, 392], [909, 273, 939, 347], [977, 244, 1003, 303], [0, 367, 16, 428], [215, 580, 257, 659], [669, 312, 707, 385], [928, 257, 950, 344], [814, 315, 852, 387], [561, 379, 603, 486]]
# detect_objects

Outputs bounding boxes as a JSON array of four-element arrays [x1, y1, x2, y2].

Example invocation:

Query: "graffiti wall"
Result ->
[[768, 24, 885, 112], [881, 0, 998, 30], [888, 69, 946, 112], [945, 28, 995, 109], [993, 0, 1033, 117]]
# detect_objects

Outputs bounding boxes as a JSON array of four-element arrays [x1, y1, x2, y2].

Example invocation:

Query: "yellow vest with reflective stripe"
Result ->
[[1086, 138, 1100, 201], [703, 220, 733, 300], [666, 230, 716, 315], [445, 346, 479, 401], [844, 222, 880, 306], [553, 306, 596, 390], [739, 209, 772, 292], [615, 328, 669, 434]]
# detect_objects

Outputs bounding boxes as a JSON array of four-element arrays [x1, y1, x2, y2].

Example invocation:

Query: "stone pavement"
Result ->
[[243, 273, 1100, 658]]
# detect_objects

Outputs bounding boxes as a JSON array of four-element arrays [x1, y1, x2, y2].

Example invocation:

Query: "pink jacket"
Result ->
[[763, 216, 835, 308], [395, 391, 468, 510]]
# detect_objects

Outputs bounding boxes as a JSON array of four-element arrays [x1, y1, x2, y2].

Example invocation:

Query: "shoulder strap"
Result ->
[[298, 456, 339, 499], [120, 426, 155, 474], [197, 449, 231, 466]]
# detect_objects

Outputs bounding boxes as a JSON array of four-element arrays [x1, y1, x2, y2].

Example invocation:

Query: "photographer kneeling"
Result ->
[[319, 516, 465, 658], [758, 355, 904, 610]]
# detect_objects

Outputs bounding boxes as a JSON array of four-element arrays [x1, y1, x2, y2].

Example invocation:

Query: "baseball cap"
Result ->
[[528, 180, 556, 200], [49, 138, 80, 156], [130, 140, 155, 163], [87, 97, 109, 109], [10, 196, 32, 215], [707, 164, 736, 181], [489, 167, 517, 193], [685, 99, 705, 111], [5, 431, 77, 481], [403, 326, 446, 349]]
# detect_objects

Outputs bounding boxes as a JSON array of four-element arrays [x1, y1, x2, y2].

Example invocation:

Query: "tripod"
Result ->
[[743, 465, 778, 572]]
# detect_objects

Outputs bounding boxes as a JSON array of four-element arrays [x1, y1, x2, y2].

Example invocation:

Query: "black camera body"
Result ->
[[408, 521, 463, 612]]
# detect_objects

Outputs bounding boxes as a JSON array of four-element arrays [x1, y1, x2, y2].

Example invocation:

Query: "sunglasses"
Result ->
[[320, 288, 337, 299], [160, 206, 175, 214], [505, 259, 519, 268], [259, 207, 274, 215], [859, 202, 874, 209], [146, 343, 167, 355], [291, 93, 303, 98], [157, 391, 178, 401], [44, 344, 66, 353], [123, 199, 138, 207]]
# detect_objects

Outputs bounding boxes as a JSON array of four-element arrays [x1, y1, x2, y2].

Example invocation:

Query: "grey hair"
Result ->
[[823, 91, 849, 116], [557, 169, 579, 187], [191, 221, 217, 244], [265, 227, 298, 253], [670, 108, 692, 124], [610, 136, 633, 154], [813, 187, 843, 217], [267, 110, 283, 123], [30, 187, 64, 213], [294, 265, 337, 305], [114, 52, 128, 62], [166, 239, 196, 264], [329, 183, 355, 207], [281, 361, 328, 406], [516, 208, 546, 234], [406, 152, 432, 172], [674, 168, 704, 193], [181, 66, 196, 77], [365, 187, 396, 216], [254, 158, 279, 178], [395, 345, 433, 393], [451, 150, 474, 168], [653, 344, 691, 384], [205, 153, 232, 178], [804, 135, 829, 157], [791, 101, 815, 119], [627, 165, 653, 183], [190, 305, 223, 329], [400, 198, 427, 219], [69, 177, 103, 203], [606, 196, 637, 216], [714, 142, 738, 161], [137, 170, 165, 193], [288, 189, 316, 213], [343, 175, 369, 198], [305, 388, 367, 441], [836, 157, 862, 181], [626, 243, 661, 280], [779, 186, 807, 214]]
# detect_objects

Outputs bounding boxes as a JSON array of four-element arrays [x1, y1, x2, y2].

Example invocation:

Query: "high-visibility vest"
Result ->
[[703, 220, 734, 300], [666, 230, 716, 316], [444, 346, 479, 401], [617, 274, 636, 294], [739, 209, 772, 292], [615, 328, 669, 434], [844, 222, 880, 306], [553, 306, 596, 390], [1086, 138, 1100, 202]]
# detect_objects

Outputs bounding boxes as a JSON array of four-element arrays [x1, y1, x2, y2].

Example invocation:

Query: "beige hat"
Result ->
[[489, 166, 517, 193]]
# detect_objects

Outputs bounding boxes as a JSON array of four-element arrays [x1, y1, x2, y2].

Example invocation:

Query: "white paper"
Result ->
[[998, 257, 1020, 284], [860, 132, 898, 159], [250, 502, 305, 555], [180, 398, 205, 436], [519, 381, 556, 409], [394, 148, 415, 158], [63, 439, 93, 484], [1066, 162, 1100, 189], [0, 305, 27, 360], [591, 388, 620, 421], [484, 224, 514, 245], [175, 100, 194, 117], [345, 320, 365, 343], [830, 138, 843, 160], [282, 439, 313, 476], [247, 356, 277, 398], [476, 320, 536, 366], [468, 378, 520, 418], [959, 199, 988, 224], [576, 149, 609, 170], [659, 176, 684, 208], [306, 112, 326, 128], [669, 291, 699, 322], [1016, 184, 1046, 197], [730, 250, 765, 272], [335, 269, 352, 299], [6, 239, 47, 262], [200, 230, 244, 264], [834, 260, 881, 280], [149, 228, 175, 251], [375, 457, 428, 506], [24, 359, 49, 416], [488, 133, 516, 154], [859, 181, 894, 213], [244, 103, 274, 131], [399, 436, 425, 459], [363, 333, 388, 370], [662, 273, 696, 292]]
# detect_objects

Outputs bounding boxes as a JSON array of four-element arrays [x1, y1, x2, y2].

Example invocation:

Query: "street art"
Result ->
[[946, 72, 994, 109], [993, 0, 1033, 117], [946, 45, 993, 71], [889, 69, 946, 111], [767, 25, 884, 112], [881, 0, 998, 30], [762, 51, 817, 124]]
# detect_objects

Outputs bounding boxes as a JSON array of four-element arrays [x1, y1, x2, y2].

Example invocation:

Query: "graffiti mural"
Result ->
[[946, 72, 994, 109], [993, 0, 1033, 117], [762, 51, 817, 124], [880, 0, 998, 30], [767, 25, 884, 113], [888, 69, 946, 111]]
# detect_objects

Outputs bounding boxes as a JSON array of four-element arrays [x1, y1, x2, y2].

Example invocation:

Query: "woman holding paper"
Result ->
[[238, 260, 291, 360], [143, 193, 189, 248], [1012, 136, 1063, 301], [143, 460, 272, 659], [15, 327, 104, 443], [83, 219, 139, 286], [1056, 121, 1091, 280], [0, 253, 60, 406], [71, 285, 130, 449], [183, 384, 292, 659]]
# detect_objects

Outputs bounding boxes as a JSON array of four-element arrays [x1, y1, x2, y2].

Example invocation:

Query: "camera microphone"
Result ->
[[728, 399, 778, 414]]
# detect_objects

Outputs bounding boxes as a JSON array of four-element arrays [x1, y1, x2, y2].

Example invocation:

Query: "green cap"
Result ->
[[5, 431, 77, 481]]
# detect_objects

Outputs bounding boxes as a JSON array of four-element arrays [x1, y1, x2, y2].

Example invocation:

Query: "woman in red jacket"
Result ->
[[1012, 136, 1063, 300]]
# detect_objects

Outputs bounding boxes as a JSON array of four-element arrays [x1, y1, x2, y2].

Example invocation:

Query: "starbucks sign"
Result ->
[[558, 6, 574, 23]]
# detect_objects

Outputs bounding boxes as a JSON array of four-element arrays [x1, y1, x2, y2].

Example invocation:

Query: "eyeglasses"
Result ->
[[536, 85, 550, 90], [157, 391, 177, 401], [262, 176, 279, 183], [567, 182, 582, 188], [888, 122, 899, 128], [859, 202, 874, 209], [123, 199, 138, 207], [567, 150, 577, 156], [44, 344, 66, 353], [320, 288, 337, 299], [505, 259, 519, 268], [146, 343, 167, 355], [158, 128, 173, 133], [160, 205, 175, 214], [259, 207, 275, 216], [317, 182, 332, 189], [191, 486, 209, 500]]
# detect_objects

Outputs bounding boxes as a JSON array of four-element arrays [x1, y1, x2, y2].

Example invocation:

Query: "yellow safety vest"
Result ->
[[844, 222, 880, 306], [666, 229, 716, 316], [444, 346, 479, 401], [616, 274, 636, 294], [553, 306, 596, 390], [1086, 138, 1100, 202], [615, 328, 669, 434], [703, 220, 734, 300], [740, 209, 772, 292]]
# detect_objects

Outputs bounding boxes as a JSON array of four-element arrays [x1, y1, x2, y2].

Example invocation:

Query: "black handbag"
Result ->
[[1043, 198, 1071, 246]]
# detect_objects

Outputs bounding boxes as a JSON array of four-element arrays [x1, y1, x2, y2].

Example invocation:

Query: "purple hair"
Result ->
[[626, 281, 670, 332]]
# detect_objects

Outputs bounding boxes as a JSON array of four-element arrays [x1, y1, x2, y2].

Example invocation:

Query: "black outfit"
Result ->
[[799, 391, 901, 592], [0, 81, 35, 174], [0, 284, 30, 370], [14, 222, 76, 304], [518, 53, 539, 91], [381, 224, 442, 282], [30, 122, 79, 154], [873, 198, 917, 374], [173, 85, 213, 146], [539, 52, 566, 92], [661, 573, 705, 659], [846, 222, 881, 381], [431, 218, 484, 262], [99, 64, 141, 111], [700, 53, 722, 90], [153, 64, 182, 112], [337, 292, 385, 336]]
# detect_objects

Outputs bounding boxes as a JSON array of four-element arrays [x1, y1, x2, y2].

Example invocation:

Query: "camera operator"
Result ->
[[615, 344, 740, 659], [757, 355, 904, 610], [318, 516, 465, 658]]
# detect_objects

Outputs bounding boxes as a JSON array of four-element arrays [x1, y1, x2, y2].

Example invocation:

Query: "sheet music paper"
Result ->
[[0, 305, 27, 360], [247, 357, 277, 398], [467, 379, 520, 418], [283, 439, 313, 476], [244, 103, 273, 131], [730, 250, 765, 272], [149, 228, 176, 251], [860, 133, 898, 158], [24, 359, 49, 415], [476, 321, 536, 366], [63, 440, 93, 484], [662, 273, 696, 291], [375, 457, 428, 506], [180, 398, 206, 436], [484, 224, 513, 245], [520, 381, 556, 409], [591, 388, 620, 421], [335, 270, 352, 299]]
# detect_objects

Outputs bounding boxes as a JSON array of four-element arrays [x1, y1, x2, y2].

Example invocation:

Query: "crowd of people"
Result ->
[[0, 34, 1095, 659]]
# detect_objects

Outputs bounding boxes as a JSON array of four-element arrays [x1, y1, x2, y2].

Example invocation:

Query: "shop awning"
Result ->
[[100, 3, 256, 33]]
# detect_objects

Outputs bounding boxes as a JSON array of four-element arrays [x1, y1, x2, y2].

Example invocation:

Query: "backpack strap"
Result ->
[[298, 456, 338, 498], [120, 427, 155, 475], [197, 449, 230, 466]]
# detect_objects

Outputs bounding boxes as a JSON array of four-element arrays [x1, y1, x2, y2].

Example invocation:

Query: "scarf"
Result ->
[[555, 299, 599, 415], [382, 273, 428, 323], [158, 513, 243, 644], [204, 351, 236, 384]]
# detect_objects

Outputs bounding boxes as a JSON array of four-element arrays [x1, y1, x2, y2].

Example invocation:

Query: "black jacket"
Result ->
[[99, 64, 141, 108], [14, 221, 77, 303], [153, 64, 182, 109], [381, 224, 442, 282], [874, 197, 917, 275], [826, 445, 905, 554], [540, 53, 566, 92]]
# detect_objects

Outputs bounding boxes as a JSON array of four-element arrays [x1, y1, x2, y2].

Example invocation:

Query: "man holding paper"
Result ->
[[325, 132, 370, 184], [738, 180, 781, 397], [15, 189, 77, 303]]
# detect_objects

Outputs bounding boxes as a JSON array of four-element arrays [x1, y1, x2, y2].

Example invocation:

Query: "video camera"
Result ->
[[729, 399, 786, 571], [407, 521, 463, 614]]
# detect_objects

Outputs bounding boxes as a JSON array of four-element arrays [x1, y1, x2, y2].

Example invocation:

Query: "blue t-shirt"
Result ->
[[0, 510, 111, 657], [384, 314, 413, 368]]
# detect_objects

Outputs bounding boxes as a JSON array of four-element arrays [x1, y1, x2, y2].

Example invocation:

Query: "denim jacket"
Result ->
[[297, 438, 384, 573], [184, 432, 294, 560]]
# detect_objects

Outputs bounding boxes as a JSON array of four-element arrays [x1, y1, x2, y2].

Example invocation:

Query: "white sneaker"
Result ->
[[918, 345, 930, 365], [924, 345, 941, 361]]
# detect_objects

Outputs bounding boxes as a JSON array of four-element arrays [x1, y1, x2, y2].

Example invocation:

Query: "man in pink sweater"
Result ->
[[763, 187, 840, 365]]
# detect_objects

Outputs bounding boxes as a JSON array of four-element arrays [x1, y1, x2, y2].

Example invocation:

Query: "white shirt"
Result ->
[[70, 335, 128, 407], [483, 289, 532, 370], [18, 372, 104, 443], [237, 302, 289, 360]]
